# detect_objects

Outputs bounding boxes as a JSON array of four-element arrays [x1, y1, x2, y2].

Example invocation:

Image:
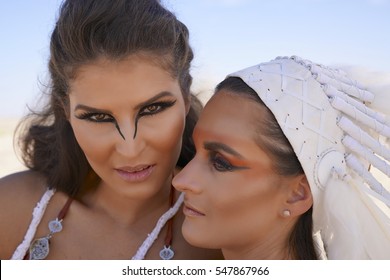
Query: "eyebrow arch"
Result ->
[[203, 141, 245, 159], [74, 104, 112, 114], [73, 91, 175, 113], [134, 91, 175, 111]]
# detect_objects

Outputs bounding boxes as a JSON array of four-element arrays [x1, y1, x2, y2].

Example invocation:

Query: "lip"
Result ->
[[183, 203, 205, 217], [115, 164, 155, 182]]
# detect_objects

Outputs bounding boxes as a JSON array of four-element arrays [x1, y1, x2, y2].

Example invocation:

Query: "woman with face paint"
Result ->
[[0, 0, 221, 260], [173, 56, 390, 260]]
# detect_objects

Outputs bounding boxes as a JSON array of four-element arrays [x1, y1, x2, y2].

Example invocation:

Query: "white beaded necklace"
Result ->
[[27, 191, 184, 260], [132, 192, 184, 260]]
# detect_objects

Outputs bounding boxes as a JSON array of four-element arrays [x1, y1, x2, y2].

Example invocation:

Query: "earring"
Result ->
[[282, 209, 291, 217]]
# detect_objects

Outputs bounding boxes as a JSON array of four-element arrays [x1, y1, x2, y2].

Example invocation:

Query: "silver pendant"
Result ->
[[159, 245, 174, 260], [48, 218, 63, 233], [29, 218, 63, 260], [29, 237, 50, 260]]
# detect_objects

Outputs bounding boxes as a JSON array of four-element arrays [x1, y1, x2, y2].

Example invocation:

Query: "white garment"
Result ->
[[11, 189, 55, 260], [229, 56, 390, 259], [10, 188, 184, 260]]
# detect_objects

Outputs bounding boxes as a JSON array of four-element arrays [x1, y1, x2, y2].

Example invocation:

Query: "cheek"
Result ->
[[217, 176, 281, 216], [207, 174, 283, 243], [70, 119, 114, 165], [145, 108, 186, 158]]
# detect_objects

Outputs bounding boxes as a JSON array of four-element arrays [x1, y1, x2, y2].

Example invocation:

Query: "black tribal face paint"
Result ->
[[133, 115, 140, 139], [115, 122, 126, 140]]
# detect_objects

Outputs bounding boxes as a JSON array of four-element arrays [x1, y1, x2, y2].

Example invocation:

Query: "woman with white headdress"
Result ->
[[173, 56, 390, 259]]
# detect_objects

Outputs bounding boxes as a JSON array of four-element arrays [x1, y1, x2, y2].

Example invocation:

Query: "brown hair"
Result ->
[[17, 0, 201, 196], [215, 77, 318, 260]]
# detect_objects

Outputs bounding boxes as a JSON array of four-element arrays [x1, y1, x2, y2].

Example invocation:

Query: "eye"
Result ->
[[75, 112, 115, 123], [142, 104, 160, 114], [209, 152, 234, 172], [138, 100, 176, 117]]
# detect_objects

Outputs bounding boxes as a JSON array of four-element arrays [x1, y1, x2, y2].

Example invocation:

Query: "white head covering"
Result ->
[[228, 56, 390, 259]]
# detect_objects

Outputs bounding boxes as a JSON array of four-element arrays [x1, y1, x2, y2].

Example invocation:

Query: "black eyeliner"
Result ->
[[115, 122, 126, 140], [138, 100, 177, 117], [133, 115, 140, 139], [74, 111, 114, 123], [133, 100, 176, 139], [74, 111, 126, 140], [74, 112, 95, 120], [210, 152, 249, 172]]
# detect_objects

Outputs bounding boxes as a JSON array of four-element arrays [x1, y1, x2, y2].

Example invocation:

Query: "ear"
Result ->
[[281, 174, 313, 218]]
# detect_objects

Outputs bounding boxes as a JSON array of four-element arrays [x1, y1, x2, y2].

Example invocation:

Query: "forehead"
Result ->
[[69, 52, 174, 78], [72, 55, 172, 84], [67, 56, 181, 104], [195, 91, 264, 143]]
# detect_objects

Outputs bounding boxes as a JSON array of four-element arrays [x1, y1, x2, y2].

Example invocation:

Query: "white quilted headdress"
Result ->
[[229, 56, 390, 259]]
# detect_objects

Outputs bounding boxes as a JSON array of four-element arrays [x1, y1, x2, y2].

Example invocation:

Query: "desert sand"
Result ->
[[0, 118, 27, 178]]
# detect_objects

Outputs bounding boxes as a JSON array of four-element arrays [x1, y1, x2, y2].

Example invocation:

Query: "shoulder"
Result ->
[[0, 170, 49, 259], [0, 170, 48, 204]]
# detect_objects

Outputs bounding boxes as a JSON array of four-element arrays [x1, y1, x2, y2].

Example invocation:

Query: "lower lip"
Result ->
[[115, 165, 155, 183], [183, 205, 205, 217]]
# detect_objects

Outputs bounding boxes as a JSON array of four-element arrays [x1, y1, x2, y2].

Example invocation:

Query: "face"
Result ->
[[68, 55, 187, 199], [173, 92, 292, 253]]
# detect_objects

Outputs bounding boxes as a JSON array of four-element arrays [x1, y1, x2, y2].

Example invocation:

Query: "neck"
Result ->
[[222, 242, 292, 260], [222, 222, 295, 260], [82, 178, 172, 227]]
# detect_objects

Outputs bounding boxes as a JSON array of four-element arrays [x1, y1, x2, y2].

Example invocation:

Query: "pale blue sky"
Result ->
[[1, 0, 389, 117]]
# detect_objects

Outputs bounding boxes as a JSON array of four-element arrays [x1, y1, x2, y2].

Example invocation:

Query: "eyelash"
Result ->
[[139, 100, 176, 117], [75, 100, 177, 122], [209, 151, 235, 172], [75, 112, 114, 123]]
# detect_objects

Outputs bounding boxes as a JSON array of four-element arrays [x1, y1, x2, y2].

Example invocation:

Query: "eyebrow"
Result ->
[[74, 91, 175, 113], [134, 91, 175, 110], [74, 104, 112, 114], [203, 141, 245, 159]]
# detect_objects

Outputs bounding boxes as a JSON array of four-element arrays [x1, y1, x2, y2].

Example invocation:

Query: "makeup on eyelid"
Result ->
[[207, 150, 249, 172], [74, 100, 177, 121], [173, 92, 284, 253], [74, 99, 177, 139], [68, 56, 187, 200]]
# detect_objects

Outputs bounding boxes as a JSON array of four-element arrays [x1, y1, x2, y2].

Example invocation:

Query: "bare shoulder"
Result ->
[[0, 170, 48, 205], [0, 170, 48, 259]]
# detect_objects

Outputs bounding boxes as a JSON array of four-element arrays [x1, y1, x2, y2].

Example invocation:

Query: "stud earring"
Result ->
[[282, 209, 291, 217]]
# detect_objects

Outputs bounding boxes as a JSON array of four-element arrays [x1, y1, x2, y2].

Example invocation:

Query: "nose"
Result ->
[[172, 157, 203, 194], [115, 120, 146, 158]]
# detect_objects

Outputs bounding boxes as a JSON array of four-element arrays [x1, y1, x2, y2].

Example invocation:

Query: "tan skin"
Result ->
[[0, 55, 222, 260], [173, 92, 312, 260]]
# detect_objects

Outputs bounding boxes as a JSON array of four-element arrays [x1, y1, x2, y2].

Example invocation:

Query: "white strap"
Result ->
[[11, 189, 55, 260], [131, 192, 184, 260]]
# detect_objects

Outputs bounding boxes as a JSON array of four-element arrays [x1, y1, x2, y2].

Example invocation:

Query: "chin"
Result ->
[[182, 222, 219, 249]]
